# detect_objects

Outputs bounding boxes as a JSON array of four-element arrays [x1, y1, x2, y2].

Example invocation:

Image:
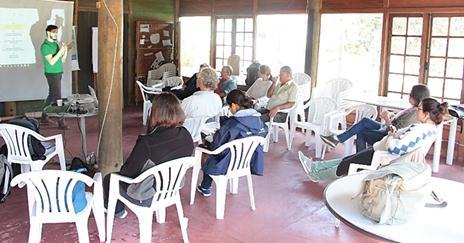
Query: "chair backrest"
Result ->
[[314, 78, 353, 110], [293, 73, 311, 86], [296, 82, 312, 105], [216, 136, 266, 177], [164, 76, 183, 87], [307, 97, 338, 125], [136, 80, 158, 103], [136, 157, 194, 208], [183, 117, 210, 143], [353, 104, 378, 123], [10, 170, 94, 218], [227, 54, 240, 75], [0, 124, 43, 164], [150, 63, 177, 80]]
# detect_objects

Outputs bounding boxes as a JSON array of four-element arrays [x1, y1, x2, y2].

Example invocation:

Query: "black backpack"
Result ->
[[7, 116, 46, 161]]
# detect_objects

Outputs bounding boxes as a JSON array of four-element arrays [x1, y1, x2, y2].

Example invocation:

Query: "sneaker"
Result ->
[[115, 209, 128, 219], [320, 134, 339, 148], [197, 185, 212, 197], [297, 151, 319, 182]]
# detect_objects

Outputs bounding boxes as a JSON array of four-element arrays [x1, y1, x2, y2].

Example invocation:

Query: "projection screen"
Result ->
[[0, 0, 74, 102]]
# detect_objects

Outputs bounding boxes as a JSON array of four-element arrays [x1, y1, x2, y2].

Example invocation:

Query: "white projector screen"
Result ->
[[0, 0, 74, 102]]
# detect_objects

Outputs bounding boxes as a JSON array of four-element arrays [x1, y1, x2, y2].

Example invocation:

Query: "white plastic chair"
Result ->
[[10, 170, 105, 243], [106, 157, 195, 243], [0, 124, 66, 194], [263, 103, 297, 152], [136, 81, 161, 126], [293, 73, 311, 86], [291, 97, 337, 158], [321, 104, 378, 159], [289, 81, 312, 146], [183, 116, 210, 144], [190, 136, 266, 219]]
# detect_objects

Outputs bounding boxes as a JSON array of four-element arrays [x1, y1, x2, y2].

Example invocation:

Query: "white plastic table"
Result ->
[[344, 93, 458, 173], [324, 173, 464, 243]]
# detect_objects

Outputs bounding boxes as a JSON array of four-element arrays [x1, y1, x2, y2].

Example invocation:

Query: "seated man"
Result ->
[[215, 65, 237, 98], [170, 63, 209, 100], [258, 66, 298, 123], [181, 67, 223, 119]]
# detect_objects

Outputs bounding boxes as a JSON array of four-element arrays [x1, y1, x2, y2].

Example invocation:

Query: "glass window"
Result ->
[[180, 17, 211, 77], [256, 14, 308, 75], [317, 13, 383, 95]]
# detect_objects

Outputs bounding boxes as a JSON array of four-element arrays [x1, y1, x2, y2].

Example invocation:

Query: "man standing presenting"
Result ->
[[41, 25, 68, 128], [259, 66, 298, 123]]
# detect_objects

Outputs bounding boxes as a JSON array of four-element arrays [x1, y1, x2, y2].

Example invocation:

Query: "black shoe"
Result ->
[[197, 185, 212, 197], [320, 134, 339, 148]]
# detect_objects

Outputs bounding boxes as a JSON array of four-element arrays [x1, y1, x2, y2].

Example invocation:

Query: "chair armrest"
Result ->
[[110, 173, 137, 184], [92, 172, 103, 196]]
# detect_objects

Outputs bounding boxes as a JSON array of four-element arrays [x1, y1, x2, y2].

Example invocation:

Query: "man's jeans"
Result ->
[[337, 117, 387, 152]]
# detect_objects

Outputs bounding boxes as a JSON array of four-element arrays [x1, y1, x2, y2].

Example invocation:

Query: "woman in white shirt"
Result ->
[[246, 65, 273, 100]]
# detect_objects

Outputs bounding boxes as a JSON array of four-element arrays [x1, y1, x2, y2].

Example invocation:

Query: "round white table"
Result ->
[[324, 173, 464, 243]]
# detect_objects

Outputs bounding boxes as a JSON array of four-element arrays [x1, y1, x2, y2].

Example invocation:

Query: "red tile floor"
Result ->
[[1, 107, 463, 242]]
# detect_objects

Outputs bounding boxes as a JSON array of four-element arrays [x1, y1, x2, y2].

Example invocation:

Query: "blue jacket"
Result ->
[[203, 109, 268, 176]]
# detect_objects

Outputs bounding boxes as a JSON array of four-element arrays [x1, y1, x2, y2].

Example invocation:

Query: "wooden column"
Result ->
[[97, 0, 123, 175], [307, 0, 321, 87]]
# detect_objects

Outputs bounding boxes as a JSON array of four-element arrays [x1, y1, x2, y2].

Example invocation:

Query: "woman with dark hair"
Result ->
[[300, 97, 448, 182], [104, 92, 194, 218], [197, 89, 268, 197], [321, 84, 431, 152]]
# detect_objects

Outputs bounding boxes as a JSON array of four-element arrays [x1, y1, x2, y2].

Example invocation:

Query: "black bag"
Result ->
[[8, 116, 46, 161]]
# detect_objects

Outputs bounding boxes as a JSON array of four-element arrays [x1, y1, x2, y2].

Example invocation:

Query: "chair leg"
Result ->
[[190, 156, 202, 205], [321, 144, 327, 160], [2, 167, 10, 194], [142, 104, 147, 126], [138, 213, 153, 243], [92, 202, 106, 242], [263, 129, 270, 153], [28, 219, 42, 243], [273, 126, 279, 143], [156, 209, 166, 224], [175, 200, 189, 243], [106, 183, 118, 243], [246, 175, 256, 211], [305, 129, 311, 147], [75, 219, 90, 243], [315, 131, 322, 158], [214, 177, 228, 219], [229, 178, 238, 194], [284, 127, 291, 150]]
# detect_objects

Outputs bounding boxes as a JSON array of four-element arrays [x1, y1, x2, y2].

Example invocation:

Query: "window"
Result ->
[[318, 14, 383, 95], [180, 16, 211, 77], [386, 15, 464, 104], [256, 14, 307, 75], [215, 17, 253, 73]]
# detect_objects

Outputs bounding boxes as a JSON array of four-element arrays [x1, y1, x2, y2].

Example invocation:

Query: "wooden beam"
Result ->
[[307, 0, 321, 87], [97, 0, 123, 176]]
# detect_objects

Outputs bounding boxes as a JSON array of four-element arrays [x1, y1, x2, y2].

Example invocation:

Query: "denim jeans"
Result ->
[[337, 117, 387, 152]]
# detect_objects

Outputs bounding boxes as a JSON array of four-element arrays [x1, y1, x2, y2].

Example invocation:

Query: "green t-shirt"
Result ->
[[40, 39, 63, 74]]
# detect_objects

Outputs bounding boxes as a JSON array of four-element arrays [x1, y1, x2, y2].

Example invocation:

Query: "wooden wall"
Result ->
[[321, 0, 464, 12]]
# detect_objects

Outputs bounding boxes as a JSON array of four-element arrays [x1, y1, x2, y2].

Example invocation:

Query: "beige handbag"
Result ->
[[357, 161, 433, 225]]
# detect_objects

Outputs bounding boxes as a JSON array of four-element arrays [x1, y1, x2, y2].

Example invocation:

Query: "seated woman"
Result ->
[[300, 98, 447, 182], [245, 64, 273, 100], [321, 84, 430, 152], [103, 92, 194, 218], [215, 65, 237, 98], [197, 89, 268, 196]]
